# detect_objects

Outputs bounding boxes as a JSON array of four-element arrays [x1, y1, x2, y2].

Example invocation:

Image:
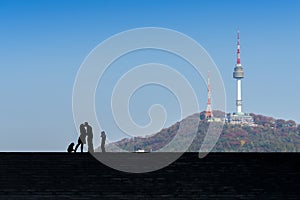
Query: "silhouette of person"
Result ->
[[67, 142, 75, 153], [85, 122, 94, 153], [74, 123, 87, 153], [100, 131, 106, 153]]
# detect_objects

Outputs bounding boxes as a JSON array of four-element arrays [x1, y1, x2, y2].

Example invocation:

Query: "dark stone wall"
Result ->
[[0, 153, 299, 199]]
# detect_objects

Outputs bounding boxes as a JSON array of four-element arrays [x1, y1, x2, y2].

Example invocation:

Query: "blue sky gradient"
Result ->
[[0, 0, 300, 151]]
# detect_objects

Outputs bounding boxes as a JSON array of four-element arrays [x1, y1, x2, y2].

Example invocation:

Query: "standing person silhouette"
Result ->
[[85, 122, 94, 153], [74, 123, 86, 153], [100, 131, 106, 153]]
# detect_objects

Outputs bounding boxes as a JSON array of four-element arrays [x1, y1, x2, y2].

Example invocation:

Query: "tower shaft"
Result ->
[[237, 79, 242, 113]]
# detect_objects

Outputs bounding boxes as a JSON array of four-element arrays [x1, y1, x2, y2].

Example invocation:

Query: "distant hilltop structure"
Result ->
[[204, 71, 223, 123], [205, 31, 255, 126], [203, 30, 254, 125], [205, 71, 213, 121], [227, 30, 253, 125]]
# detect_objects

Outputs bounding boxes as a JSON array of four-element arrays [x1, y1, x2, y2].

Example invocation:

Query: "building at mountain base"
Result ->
[[226, 113, 254, 125]]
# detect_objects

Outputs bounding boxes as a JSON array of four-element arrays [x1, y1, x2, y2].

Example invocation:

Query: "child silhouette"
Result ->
[[67, 142, 75, 153]]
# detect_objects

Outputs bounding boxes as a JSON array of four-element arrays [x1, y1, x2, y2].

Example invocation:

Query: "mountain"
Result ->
[[100, 112, 300, 152]]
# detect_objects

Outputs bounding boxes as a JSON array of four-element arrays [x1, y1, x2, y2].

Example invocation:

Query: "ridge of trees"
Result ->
[[106, 112, 300, 152]]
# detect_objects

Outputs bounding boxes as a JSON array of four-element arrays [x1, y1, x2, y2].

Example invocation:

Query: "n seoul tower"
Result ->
[[233, 30, 244, 115]]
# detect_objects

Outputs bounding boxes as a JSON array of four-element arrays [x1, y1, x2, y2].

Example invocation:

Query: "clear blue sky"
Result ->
[[0, 0, 299, 151]]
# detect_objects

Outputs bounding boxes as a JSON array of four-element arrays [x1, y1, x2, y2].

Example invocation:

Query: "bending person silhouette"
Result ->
[[85, 122, 94, 153], [74, 123, 87, 153], [100, 131, 106, 153]]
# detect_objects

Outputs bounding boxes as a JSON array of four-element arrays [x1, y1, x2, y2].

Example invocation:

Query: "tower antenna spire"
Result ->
[[236, 29, 241, 66]]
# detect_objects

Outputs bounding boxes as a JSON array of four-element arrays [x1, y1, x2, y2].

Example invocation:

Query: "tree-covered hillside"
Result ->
[[104, 112, 300, 152]]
